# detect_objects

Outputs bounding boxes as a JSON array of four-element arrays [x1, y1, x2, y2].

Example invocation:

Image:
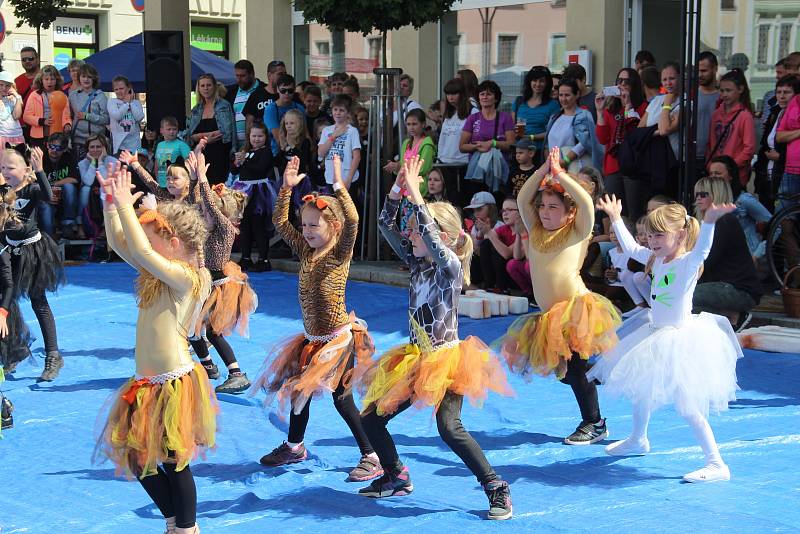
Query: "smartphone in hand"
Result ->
[[602, 86, 621, 97]]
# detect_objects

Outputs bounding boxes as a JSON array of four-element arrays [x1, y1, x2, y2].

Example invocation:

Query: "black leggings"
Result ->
[[362, 391, 497, 484], [287, 363, 373, 455], [30, 290, 58, 353], [239, 205, 271, 262], [560, 354, 601, 424], [478, 239, 515, 291], [137, 462, 197, 529], [190, 330, 239, 369]]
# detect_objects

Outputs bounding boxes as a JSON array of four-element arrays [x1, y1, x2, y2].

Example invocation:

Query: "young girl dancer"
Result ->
[[185, 150, 256, 394], [355, 156, 513, 521], [252, 155, 380, 483], [0, 202, 34, 433], [231, 122, 275, 272], [94, 168, 215, 534], [1, 145, 64, 382], [0, 202, 33, 375], [120, 149, 191, 203], [497, 147, 620, 445], [591, 195, 742, 483]]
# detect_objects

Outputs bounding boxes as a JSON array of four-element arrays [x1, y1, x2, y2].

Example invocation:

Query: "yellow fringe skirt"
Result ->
[[497, 292, 620, 379], [94, 362, 218, 479], [355, 336, 513, 417], [251, 314, 375, 415]]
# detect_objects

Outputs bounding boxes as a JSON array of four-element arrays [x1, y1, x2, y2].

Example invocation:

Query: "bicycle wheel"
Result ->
[[766, 203, 800, 287]]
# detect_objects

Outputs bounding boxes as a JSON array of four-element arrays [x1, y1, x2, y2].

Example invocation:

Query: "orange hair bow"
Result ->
[[302, 194, 328, 210], [538, 175, 565, 194], [138, 209, 174, 235], [212, 183, 226, 198]]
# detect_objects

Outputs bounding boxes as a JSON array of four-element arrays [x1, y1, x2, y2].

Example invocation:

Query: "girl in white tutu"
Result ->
[[591, 196, 743, 483]]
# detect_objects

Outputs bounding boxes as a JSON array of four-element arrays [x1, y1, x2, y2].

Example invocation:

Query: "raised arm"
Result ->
[[274, 156, 310, 257], [29, 148, 53, 203], [517, 154, 551, 232], [379, 173, 412, 264], [331, 155, 359, 261], [549, 148, 594, 238], [109, 170, 195, 293], [187, 150, 233, 234], [120, 150, 169, 199], [597, 194, 651, 264], [98, 172, 141, 269]]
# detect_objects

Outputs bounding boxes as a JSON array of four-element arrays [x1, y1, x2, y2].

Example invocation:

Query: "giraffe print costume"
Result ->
[[355, 196, 511, 416]]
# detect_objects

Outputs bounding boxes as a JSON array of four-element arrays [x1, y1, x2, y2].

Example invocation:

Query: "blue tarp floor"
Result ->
[[1, 264, 798, 533]]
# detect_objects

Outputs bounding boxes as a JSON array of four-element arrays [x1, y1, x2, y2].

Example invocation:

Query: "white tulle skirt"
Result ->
[[588, 311, 743, 417]]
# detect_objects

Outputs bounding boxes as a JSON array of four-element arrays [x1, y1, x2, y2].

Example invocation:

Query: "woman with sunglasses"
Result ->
[[692, 176, 761, 331], [252, 155, 381, 484], [513, 66, 560, 165], [595, 68, 646, 211], [183, 73, 236, 184]]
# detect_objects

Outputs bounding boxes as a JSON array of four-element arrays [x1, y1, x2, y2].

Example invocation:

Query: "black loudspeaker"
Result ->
[[144, 31, 186, 130]]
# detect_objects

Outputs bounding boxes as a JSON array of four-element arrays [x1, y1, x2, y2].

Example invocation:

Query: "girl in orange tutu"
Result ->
[[496, 147, 620, 445], [354, 156, 513, 521], [185, 150, 257, 395], [251, 155, 380, 483], [94, 167, 214, 534]]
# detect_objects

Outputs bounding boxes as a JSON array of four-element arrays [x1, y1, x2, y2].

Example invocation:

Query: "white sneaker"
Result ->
[[682, 463, 731, 483], [605, 437, 650, 456]]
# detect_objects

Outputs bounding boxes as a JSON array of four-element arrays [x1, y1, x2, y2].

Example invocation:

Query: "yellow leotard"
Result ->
[[104, 204, 210, 376]]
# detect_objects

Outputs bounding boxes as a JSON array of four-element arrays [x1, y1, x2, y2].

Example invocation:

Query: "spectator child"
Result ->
[[278, 109, 313, 205], [318, 95, 361, 189], [22, 65, 71, 147], [265, 74, 306, 156], [384, 109, 436, 195], [68, 63, 110, 160], [0, 71, 24, 146], [108, 75, 144, 154], [706, 69, 756, 186], [508, 138, 536, 197], [303, 85, 329, 136], [155, 116, 191, 187]]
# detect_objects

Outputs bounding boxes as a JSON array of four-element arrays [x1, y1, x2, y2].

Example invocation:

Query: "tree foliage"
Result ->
[[295, 0, 457, 35], [7, 0, 71, 52]]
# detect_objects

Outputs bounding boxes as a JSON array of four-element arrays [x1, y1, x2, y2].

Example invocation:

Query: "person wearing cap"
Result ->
[[465, 192, 500, 285], [508, 137, 536, 197], [0, 71, 25, 147]]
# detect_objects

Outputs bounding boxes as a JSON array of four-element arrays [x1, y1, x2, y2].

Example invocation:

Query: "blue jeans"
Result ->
[[80, 184, 96, 231], [779, 172, 800, 211], [38, 182, 78, 237]]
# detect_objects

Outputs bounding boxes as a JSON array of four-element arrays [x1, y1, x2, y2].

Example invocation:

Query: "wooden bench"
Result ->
[[58, 239, 106, 263]]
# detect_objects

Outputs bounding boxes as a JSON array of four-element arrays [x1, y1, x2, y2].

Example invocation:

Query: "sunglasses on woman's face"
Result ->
[[616, 77, 630, 85], [695, 191, 710, 199], [48, 144, 65, 151]]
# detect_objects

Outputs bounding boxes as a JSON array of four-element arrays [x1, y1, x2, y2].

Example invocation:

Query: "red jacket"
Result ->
[[595, 102, 648, 176], [706, 102, 756, 186]]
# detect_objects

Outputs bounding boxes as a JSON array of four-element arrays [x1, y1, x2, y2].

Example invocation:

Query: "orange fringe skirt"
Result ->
[[354, 336, 513, 417], [197, 262, 258, 337], [94, 362, 218, 479], [496, 292, 620, 379], [251, 314, 375, 415]]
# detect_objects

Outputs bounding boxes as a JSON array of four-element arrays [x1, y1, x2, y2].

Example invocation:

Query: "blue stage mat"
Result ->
[[1, 264, 798, 533]]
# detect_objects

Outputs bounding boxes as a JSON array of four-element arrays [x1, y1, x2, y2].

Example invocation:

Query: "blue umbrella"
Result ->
[[59, 33, 236, 92]]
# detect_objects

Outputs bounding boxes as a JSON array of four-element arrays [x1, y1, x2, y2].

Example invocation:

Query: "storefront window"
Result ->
[[191, 23, 229, 59], [52, 15, 99, 70], [294, 23, 388, 101], [444, 2, 567, 110]]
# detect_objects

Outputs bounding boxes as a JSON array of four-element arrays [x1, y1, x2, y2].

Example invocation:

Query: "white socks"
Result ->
[[605, 436, 650, 456], [287, 441, 303, 451], [605, 402, 651, 456], [683, 411, 730, 483]]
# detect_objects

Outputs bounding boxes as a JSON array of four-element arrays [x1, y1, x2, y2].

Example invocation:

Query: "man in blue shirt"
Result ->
[[263, 73, 305, 155]]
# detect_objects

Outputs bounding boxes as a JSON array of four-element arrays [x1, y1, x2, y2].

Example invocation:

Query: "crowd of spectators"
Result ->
[[3, 44, 800, 329]]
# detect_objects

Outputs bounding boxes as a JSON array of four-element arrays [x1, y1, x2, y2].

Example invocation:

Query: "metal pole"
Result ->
[[679, 0, 702, 208]]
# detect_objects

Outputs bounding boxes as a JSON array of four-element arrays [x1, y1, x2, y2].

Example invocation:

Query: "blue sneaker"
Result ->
[[358, 466, 413, 497]]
